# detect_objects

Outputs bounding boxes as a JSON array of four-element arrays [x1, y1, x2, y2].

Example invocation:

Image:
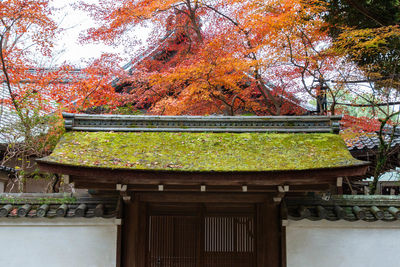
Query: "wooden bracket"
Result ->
[[122, 196, 131, 202], [119, 190, 131, 203], [278, 185, 289, 193], [273, 192, 286, 203], [116, 184, 127, 192]]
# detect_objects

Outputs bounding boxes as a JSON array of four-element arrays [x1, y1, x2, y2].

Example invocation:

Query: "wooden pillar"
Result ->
[[257, 200, 282, 267], [121, 194, 147, 267], [116, 224, 122, 267]]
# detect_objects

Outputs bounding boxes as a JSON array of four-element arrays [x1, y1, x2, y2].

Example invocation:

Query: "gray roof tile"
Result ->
[[0, 193, 119, 219], [286, 195, 400, 222]]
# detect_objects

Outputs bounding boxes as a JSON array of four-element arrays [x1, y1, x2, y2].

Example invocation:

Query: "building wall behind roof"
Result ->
[[286, 220, 400, 267], [0, 218, 118, 267]]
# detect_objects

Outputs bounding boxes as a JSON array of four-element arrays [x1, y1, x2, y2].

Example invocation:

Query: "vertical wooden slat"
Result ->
[[202, 215, 255, 267], [145, 204, 258, 267], [148, 214, 200, 267]]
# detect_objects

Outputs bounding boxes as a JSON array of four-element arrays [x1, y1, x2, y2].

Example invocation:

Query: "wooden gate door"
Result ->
[[148, 215, 200, 267], [204, 215, 255, 267], [147, 204, 256, 267]]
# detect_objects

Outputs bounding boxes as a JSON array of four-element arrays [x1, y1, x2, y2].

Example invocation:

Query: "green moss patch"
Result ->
[[41, 132, 365, 172]]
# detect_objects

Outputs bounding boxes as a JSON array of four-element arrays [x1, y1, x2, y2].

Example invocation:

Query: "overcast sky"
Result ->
[[50, 1, 149, 67]]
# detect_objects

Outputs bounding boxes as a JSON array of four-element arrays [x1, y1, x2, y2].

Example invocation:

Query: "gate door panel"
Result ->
[[147, 204, 256, 267], [204, 216, 255, 267], [148, 215, 200, 267]]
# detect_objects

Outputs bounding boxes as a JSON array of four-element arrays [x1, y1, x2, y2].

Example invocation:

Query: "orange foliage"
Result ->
[[81, 0, 329, 115], [50, 55, 129, 113], [0, 0, 58, 113], [341, 114, 381, 133]]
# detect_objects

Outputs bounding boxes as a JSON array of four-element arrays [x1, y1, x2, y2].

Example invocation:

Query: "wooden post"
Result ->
[[137, 200, 147, 267], [121, 197, 136, 267], [121, 194, 147, 267], [257, 198, 281, 267], [116, 223, 122, 267]]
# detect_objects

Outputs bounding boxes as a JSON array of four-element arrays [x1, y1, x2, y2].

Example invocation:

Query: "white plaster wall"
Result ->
[[286, 220, 400, 267], [0, 218, 118, 267]]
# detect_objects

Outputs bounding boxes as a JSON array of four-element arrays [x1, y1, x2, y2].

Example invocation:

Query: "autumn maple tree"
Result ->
[[79, 0, 400, 194], [323, 0, 400, 193], [80, 0, 333, 115], [0, 0, 67, 192]]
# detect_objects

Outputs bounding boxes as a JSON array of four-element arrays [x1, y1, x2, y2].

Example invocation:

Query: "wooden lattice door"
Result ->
[[147, 204, 256, 267], [148, 215, 200, 267], [204, 216, 255, 267]]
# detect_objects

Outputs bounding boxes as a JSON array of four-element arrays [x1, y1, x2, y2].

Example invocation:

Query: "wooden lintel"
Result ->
[[138, 192, 274, 203], [72, 180, 332, 193]]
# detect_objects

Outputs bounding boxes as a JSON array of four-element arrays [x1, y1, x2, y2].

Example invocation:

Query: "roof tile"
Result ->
[[0, 193, 119, 219]]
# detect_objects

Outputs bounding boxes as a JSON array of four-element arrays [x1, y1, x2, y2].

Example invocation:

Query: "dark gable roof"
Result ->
[[285, 195, 400, 222], [0, 193, 120, 219]]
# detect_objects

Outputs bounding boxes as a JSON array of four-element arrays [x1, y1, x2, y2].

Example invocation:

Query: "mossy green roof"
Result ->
[[41, 132, 366, 172]]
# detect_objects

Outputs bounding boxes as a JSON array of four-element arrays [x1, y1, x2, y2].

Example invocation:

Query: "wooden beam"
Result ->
[[138, 192, 274, 203], [72, 180, 333, 192]]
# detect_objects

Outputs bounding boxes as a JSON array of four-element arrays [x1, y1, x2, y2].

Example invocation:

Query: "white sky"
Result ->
[[50, 0, 150, 67]]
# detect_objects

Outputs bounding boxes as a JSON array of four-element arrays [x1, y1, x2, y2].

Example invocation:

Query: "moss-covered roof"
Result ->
[[40, 131, 366, 172]]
